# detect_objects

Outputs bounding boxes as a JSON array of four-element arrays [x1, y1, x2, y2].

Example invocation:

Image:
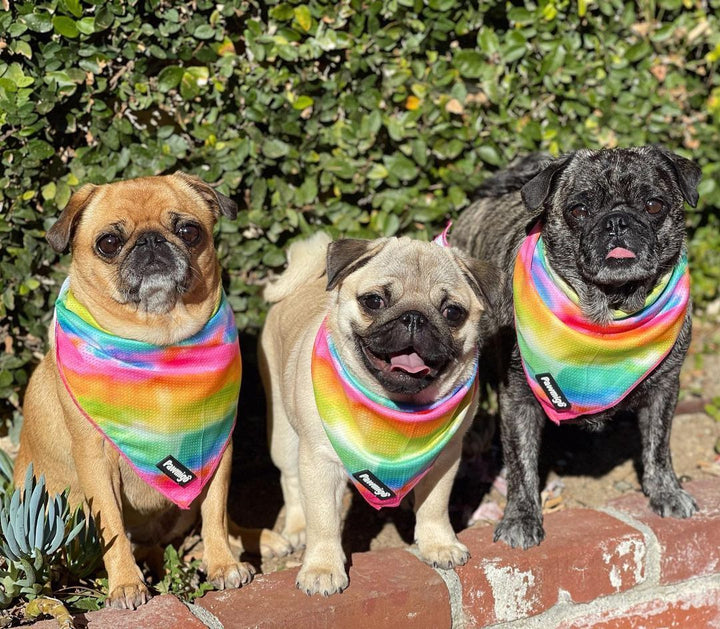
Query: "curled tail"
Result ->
[[263, 231, 332, 303]]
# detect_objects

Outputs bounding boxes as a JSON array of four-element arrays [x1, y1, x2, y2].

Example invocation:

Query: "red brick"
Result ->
[[457, 510, 646, 626], [608, 479, 720, 584], [30, 594, 206, 629], [195, 547, 450, 628], [558, 586, 720, 628]]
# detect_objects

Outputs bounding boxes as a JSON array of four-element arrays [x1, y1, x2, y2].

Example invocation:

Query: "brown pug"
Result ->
[[15, 173, 254, 609], [259, 232, 500, 595]]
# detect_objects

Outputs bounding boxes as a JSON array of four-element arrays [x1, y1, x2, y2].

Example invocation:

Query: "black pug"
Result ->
[[452, 146, 702, 549]]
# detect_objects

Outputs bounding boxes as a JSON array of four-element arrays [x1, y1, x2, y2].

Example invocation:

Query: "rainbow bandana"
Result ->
[[513, 224, 690, 423], [311, 319, 478, 509], [54, 279, 241, 509]]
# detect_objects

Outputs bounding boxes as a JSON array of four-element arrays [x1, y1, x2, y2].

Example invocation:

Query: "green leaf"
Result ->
[[180, 67, 209, 100], [367, 164, 389, 180], [503, 30, 527, 63], [383, 154, 418, 181], [262, 138, 290, 159], [23, 12, 54, 33], [41, 182, 56, 201], [76, 18, 95, 35], [53, 16, 80, 39], [477, 27, 500, 56], [453, 50, 485, 78], [14, 41, 33, 59], [294, 5, 312, 32], [477, 145, 502, 166], [194, 24, 216, 40], [94, 6, 114, 30], [157, 66, 184, 91], [292, 95, 314, 110], [63, 0, 83, 18]]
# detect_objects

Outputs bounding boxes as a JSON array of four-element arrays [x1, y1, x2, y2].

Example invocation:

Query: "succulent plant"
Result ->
[[0, 451, 12, 495], [0, 464, 101, 609], [0, 465, 84, 565]]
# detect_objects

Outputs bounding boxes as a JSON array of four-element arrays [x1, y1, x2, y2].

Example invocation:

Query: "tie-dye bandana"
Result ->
[[513, 223, 690, 423], [54, 279, 241, 509], [311, 319, 478, 509]]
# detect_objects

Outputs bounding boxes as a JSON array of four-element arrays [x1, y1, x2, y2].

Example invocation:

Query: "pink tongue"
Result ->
[[607, 247, 636, 259], [390, 352, 430, 375]]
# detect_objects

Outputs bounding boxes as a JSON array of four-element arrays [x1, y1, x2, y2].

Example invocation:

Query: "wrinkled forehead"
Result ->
[[82, 178, 212, 229], [352, 239, 467, 298], [564, 149, 680, 200]]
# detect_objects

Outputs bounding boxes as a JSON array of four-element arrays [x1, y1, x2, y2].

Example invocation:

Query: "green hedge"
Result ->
[[2, 0, 720, 424]]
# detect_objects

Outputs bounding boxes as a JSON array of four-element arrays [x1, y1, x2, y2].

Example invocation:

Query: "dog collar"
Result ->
[[54, 278, 241, 509], [513, 223, 689, 423], [311, 318, 478, 509]]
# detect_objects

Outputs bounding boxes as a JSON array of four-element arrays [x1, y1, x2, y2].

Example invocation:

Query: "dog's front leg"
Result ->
[[493, 377, 546, 549], [200, 441, 255, 589], [413, 422, 470, 569], [296, 442, 348, 596], [637, 378, 697, 518], [72, 435, 149, 609]]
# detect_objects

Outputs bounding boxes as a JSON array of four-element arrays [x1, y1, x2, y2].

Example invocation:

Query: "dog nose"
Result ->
[[604, 212, 630, 236], [135, 231, 167, 248], [400, 311, 427, 334]]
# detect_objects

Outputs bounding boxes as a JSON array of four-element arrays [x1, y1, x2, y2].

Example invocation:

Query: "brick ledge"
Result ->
[[27, 479, 720, 628]]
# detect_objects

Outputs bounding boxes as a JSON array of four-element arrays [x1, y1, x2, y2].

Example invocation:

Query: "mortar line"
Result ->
[[483, 571, 720, 628], [183, 600, 225, 629], [405, 546, 466, 628], [600, 506, 661, 587]]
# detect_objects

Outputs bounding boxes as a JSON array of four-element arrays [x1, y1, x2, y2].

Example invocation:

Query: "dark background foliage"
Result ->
[[1, 0, 719, 429]]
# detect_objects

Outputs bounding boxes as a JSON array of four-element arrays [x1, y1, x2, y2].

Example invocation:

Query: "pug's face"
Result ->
[[46, 172, 237, 340], [324, 238, 500, 402], [521, 146, 701, 321]]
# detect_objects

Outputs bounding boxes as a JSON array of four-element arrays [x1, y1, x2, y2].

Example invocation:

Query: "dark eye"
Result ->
[[360, 294, 385, 310], [442, 304, 466, 324], [570, 204, 588, 219], [95, 233, 123, 258], [645, 198, 664, 215], [176, 223, 201, 245]]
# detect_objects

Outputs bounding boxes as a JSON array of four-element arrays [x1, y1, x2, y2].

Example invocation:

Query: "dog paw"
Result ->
[[106, 582, 151, 609], [207, 561, 255, 589], [295, 562, 348, 596], [417, 539, 470, 570], [649, 488, 698, 519], [281, 526, 306, 552], [493, 515, 545, 549], [260, 529, 294, 558]]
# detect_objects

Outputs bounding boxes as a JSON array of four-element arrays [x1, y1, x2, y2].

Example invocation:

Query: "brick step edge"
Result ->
[[28, 479, 720, 628]]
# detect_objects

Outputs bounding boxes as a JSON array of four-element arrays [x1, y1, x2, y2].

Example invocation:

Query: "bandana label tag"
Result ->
[[352, 470, 396, 501], [536, 373, 571, 411], [157, 456, 197, 487]]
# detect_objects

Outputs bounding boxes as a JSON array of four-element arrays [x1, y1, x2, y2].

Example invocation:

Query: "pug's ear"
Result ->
[[326, 239, 384, 291], [653, 145, 702, 208], [173, 172, 238, 220], [46, 184, 98, 253], [520, 154, 574, 214]]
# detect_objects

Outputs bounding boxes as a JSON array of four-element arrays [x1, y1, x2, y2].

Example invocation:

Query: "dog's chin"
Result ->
[[579, 238, 659, 288], [357, 337, 448, 396], [119, 266, 190, 315], [585, 257, 658, 287]]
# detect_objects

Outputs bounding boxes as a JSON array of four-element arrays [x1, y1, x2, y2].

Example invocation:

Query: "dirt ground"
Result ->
[[228, 319, 720, 575]]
